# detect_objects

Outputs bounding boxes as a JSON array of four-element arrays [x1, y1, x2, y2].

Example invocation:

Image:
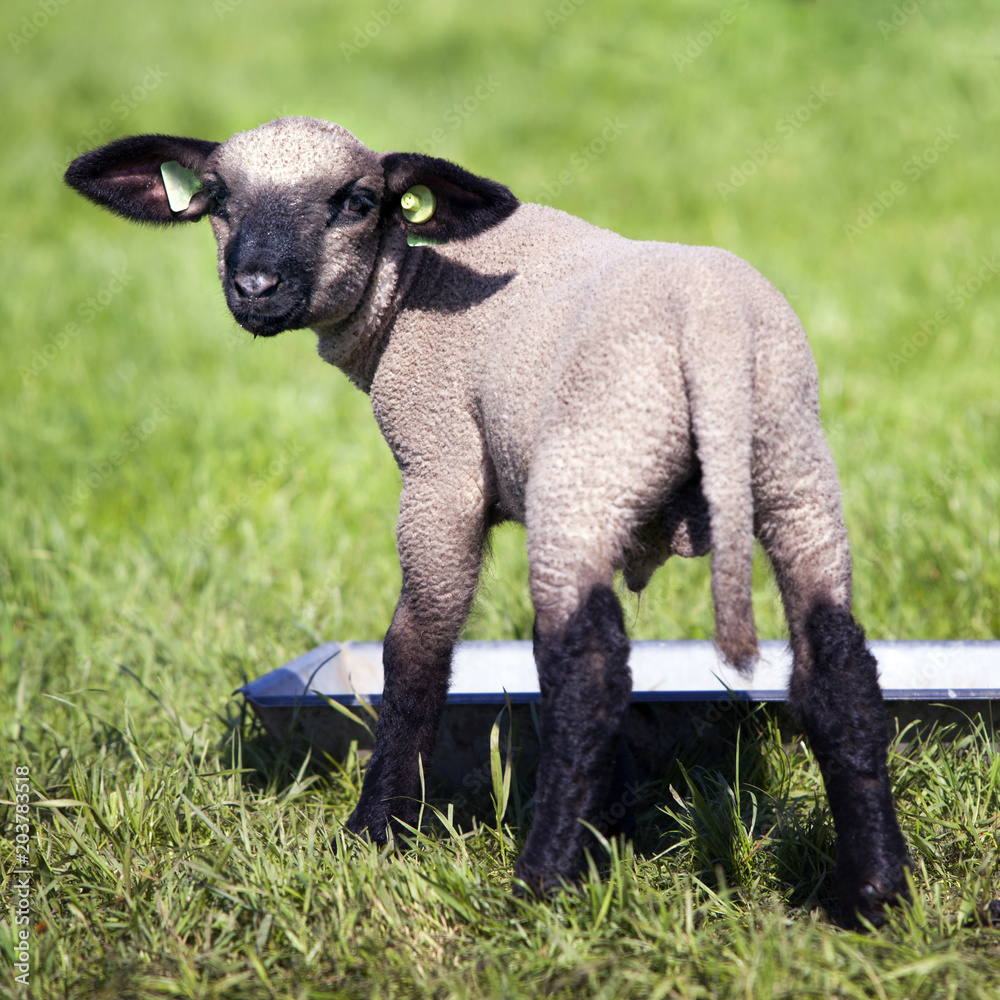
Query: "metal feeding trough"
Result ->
[[241, 640, 999, 790]]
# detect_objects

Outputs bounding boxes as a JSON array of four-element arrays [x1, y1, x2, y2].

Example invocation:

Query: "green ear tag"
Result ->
[[400, 184, 436, 223], [160, 160, 202, 213], [407, 232, 447, 247]]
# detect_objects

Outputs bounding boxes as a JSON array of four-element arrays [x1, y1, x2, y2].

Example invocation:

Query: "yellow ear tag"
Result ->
[[160, 160, 202, 213], [400, 184, 435, 223]]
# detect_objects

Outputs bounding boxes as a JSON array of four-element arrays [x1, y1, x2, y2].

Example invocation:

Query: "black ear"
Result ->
[[64, 134, 220, 224], [381, 152, 519, 243]]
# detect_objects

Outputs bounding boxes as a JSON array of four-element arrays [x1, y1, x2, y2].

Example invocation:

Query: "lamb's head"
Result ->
[[65, 116, 518, 337]]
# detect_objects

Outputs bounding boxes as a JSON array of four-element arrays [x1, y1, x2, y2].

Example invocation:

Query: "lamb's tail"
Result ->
[[682, 304, 758, 676]]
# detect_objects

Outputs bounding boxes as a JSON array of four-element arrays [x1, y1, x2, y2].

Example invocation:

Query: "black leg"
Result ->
[[514, 585, 632, 893], [344, 471, 486, 843], [790, 603, 911, 927], [345, 612, 452, 842]]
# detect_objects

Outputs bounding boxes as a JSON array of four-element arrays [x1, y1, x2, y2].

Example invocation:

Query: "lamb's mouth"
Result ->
[[225, 273, 309, 336], [230, 305, 307, 337]]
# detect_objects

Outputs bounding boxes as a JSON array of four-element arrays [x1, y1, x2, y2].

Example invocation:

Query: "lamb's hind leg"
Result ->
[[516, 471, 637, 892], [794, 601, 910, 927], [757, 468, 910, 927], [515, 580, 632, 893]]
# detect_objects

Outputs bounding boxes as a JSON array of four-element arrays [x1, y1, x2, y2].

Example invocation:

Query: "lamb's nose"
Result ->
[[234, 271, 281, 298]]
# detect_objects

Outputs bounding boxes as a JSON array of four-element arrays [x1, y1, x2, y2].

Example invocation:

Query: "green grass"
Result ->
[[1, 0, 998, 996], [3, 703, 999, 998]]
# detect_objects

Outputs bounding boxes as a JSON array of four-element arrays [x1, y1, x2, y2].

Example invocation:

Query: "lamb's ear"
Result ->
[[64, 134, 220, 224], [381, 152, 519, 243]]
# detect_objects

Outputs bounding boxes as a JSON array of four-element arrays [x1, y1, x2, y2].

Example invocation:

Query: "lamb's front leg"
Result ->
[[345, 474, 486, 843]]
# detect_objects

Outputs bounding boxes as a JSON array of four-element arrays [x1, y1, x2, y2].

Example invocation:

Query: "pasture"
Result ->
[[1, 0, 998, 996]]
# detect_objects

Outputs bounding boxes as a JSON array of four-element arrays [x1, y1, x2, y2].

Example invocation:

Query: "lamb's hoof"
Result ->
[[339, 806, 392, 851], [512, 856, 580, 900], [512, 860, 547, 899], [511, 873, 538, 900], [840, 870, 912, 930]]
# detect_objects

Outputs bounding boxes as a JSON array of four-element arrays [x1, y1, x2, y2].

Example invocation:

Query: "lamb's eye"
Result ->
[[328, 186, 376, 226], [344, 192, 374, 214], [208, 184, 230, 219]]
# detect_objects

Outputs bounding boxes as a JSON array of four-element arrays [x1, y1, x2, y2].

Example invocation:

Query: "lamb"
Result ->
[[65, 116, 910, 927]]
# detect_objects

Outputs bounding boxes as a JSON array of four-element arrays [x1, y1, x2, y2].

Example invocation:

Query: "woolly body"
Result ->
[[355, 204, 848, 670]]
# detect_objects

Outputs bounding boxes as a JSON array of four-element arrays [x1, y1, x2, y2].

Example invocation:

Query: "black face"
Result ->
[[207, 179, 308, 337], [62, 121, 521, 344], [207, 177, 380, 337]]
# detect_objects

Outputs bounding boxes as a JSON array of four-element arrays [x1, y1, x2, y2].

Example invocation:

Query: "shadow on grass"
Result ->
[[220, 690, 839, 906], [216, 683, 999, 923]]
